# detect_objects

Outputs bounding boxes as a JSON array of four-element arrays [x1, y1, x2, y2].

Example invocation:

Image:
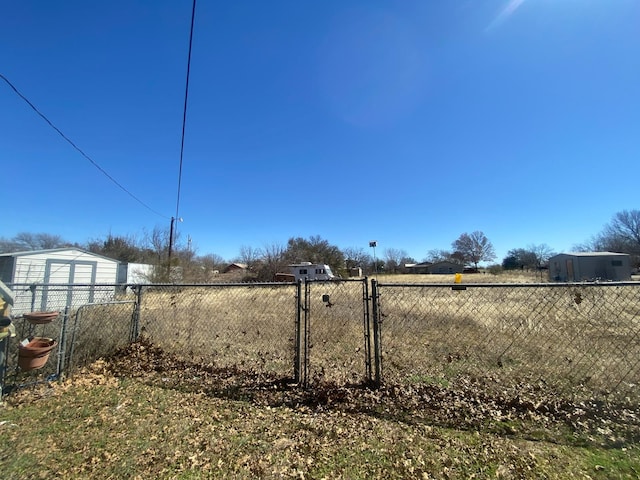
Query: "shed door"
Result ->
[[566, 260, 574, 282], [42, 260, 97, 310]]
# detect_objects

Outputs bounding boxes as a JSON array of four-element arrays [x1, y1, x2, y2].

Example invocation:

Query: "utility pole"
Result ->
[[167, 216, 175, 277]]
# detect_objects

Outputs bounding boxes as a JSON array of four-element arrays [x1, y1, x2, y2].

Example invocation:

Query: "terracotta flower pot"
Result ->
[[24, 311, 59, 325], [18, 337, 57, 371]]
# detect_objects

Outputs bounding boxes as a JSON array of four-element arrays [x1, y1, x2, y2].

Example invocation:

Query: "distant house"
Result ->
[[405, 261, 463, 274], [223, 263, 248, 273], [549, 252, 631, 282], [0, 248, 121, 314], [425, 261, 464, 275], [405, 262, 432, 274]]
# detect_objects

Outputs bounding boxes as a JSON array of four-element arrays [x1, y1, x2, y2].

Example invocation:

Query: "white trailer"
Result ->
[[289, 262, 335, 281]]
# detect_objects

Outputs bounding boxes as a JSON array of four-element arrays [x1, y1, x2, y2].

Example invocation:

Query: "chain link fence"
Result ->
[[2, 280, 639, 405], [134, 282, 298, 377], [372, 281, 640, 401], [302, 279, 370, 387], [9, 283, 119, 316], [4, 284, 135, 390]]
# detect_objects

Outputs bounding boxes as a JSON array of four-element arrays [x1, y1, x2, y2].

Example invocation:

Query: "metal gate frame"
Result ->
[[296, 278, 373, 388]]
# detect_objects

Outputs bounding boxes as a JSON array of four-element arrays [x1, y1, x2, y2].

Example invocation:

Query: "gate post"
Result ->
[[56, 305, 70, 378], [302, 280, 310, 388], [294, 279, 302, 384], [130, 285, 143, 342], [362, 277, 372, 383], [371, 279, 382, 387]]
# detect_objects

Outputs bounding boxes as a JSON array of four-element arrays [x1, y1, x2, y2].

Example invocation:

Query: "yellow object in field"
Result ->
[[454, 273, 462, 284]]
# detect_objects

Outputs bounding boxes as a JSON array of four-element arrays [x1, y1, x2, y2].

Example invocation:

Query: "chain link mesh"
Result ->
[[8, 283, 118, 316], [2, 281, 639, 406], [137, 283, 298, 377], [305, 279, 369, 386], [375, 282, 640, 400], [7, 312, 62, 381], [4, 295, 136, 386], [66, 301, 136, 373]]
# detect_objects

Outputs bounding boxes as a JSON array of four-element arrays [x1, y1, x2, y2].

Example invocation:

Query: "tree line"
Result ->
[[1, 209, 638, 282]]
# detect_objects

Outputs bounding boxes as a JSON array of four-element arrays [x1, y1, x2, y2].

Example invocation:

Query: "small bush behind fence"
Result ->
[[373, 281, 640, 401]]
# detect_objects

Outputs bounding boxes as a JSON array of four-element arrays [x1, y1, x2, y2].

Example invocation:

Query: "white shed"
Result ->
[[117, 262, 154, 284], [0, 248, 120, 314]]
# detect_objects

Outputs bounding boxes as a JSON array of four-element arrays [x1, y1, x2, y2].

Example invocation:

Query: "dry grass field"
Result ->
[[136, 283, 299, 377], [374, 282, 640, 399], [375, 270, 548, 284]]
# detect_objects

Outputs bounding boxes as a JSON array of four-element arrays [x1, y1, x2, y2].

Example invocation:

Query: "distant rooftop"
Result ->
[[562, 252, 629, 257]]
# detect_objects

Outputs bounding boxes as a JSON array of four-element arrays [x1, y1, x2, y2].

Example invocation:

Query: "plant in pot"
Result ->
[[17, 337, 57, 371]]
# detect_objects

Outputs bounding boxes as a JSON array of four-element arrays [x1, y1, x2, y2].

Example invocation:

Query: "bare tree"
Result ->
[[186, 253, 225, 282], [452, 231, 496, 270], [0, 237, 23, 253], [423, 249, 464, 265], [605, 210, 640, 253], [5, 232, 69, 251], [575, 209, 640, 268], [141, 225, 179, 282], [342, 247, 375, 274], [236, 245, 262, 270], [383, 248, 408, 273], [502, 245, 555, 271], [502, 248, 537, 270], [527, 243, 556, 268], [86, 233, 142, 262], [254, 242, 287, 281], [283, 235, 345, 272], [343, 247, 372, 268]]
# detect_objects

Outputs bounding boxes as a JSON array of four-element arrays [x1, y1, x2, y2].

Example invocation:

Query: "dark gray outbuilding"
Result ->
[[549, 252, 631, 282]]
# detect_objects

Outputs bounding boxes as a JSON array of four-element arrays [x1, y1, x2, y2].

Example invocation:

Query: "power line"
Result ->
[[168, 0, 197, 271], [0, 73, 167, 219], [174, 0, 197, 225]]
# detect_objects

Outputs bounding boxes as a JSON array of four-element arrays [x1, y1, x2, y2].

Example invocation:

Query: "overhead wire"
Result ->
[[174, 0, 197, 228], [0, 73, 167, 219]]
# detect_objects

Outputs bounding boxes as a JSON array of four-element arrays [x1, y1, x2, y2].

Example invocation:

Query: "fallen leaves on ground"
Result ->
[[2, 339, 639, 479]]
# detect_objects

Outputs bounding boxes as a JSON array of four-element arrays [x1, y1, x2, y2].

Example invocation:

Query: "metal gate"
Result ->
[[298, 278, 372, 387]]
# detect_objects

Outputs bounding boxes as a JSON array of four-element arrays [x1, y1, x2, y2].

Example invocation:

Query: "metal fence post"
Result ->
[[56, 305, 70, 378], [370, 279, 382, 387], [362, 277, 372, 383], [294, 279, 302, 384], [29, 284, 36, 312], [0, 331, 9, 399], [130, 285, 143, 342], [303, 280, 311, 388]]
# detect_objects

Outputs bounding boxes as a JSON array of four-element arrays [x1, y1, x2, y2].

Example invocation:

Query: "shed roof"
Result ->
[[0, 247, 120, 263], [406, 261, 432, 267], [558, 252, 629, 257], [429, 261, 462, 267]]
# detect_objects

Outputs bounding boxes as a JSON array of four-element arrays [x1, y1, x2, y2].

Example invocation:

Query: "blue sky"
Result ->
[[2, 0, 639, 263]]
